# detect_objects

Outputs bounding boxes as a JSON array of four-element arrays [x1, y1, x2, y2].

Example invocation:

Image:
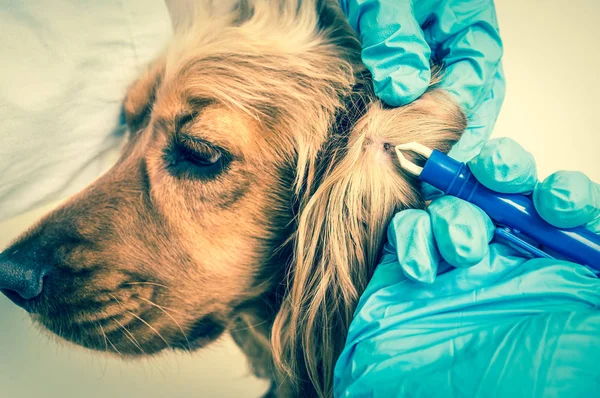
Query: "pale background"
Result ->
[[1, 1, 599, 397]]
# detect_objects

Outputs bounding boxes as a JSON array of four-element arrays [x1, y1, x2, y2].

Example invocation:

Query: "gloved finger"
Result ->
[[388, 210, 440, 283], [447, 64, 506, 163], [429, 0, 504, 114], [420, 71, 506, 200], [340, 0, 431, 106], [428, 196, 495, 268], [468, 137, 538, 194], [533, 171, 600, 232]]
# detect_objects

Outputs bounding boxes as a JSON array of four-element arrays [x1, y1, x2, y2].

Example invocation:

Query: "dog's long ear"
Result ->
[[123, 55, 166, 134], [272, 84, 466, 396]]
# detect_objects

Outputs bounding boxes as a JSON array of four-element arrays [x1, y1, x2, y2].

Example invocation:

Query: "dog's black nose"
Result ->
[[0, 252, 47, 307]]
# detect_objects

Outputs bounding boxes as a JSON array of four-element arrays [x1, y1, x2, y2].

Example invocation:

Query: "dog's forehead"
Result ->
[[151, 84, 254, 154], [181, 105, 255, 151], [148, 53, 300, 158]]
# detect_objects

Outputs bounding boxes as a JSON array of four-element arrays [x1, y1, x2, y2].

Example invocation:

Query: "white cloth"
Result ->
[[0, 0, 172, 220]]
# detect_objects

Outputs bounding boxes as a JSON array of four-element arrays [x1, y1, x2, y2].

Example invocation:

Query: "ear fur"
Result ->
[[269, 0, 468, 385], [123, 56, 166, 133]]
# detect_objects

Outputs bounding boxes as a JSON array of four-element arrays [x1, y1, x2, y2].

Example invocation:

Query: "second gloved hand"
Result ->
[[393, 137, 600, 283], [334, 138, 600, 397]]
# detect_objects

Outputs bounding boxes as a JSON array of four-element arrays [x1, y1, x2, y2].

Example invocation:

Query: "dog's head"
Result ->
[[0, 0, 465, 396]]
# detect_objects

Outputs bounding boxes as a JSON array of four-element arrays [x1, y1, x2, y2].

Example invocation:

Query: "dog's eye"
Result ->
[[164, 136, 231, 180]]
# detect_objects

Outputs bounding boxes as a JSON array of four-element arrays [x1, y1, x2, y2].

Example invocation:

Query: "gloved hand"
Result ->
[[333, 138, 600, 397], [334, 249, 600, 398], [339, 0, 505, 162], [393, 137, 600, 283], [339, 0, 511, 280]]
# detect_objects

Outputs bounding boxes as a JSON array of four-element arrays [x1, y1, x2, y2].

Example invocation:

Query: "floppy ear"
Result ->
[[271, 85, 466, 396], [122, 55, 166, 133]]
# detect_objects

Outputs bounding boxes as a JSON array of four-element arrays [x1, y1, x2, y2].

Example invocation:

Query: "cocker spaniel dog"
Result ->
[[0, 1, 465, 396]]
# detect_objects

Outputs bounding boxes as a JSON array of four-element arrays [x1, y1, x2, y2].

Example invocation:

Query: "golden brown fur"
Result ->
[[3, 1, 465, 397]]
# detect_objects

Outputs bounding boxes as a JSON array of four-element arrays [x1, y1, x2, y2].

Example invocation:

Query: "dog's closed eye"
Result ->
[[164, 135, 232, 180]]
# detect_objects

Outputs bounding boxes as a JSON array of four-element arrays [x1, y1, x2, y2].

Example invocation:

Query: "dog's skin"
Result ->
[[1, 1, 465, 397]]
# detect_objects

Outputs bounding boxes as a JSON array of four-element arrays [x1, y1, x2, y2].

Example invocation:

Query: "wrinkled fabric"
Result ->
[[334, 243, 600, 397], [0, 0, 172, 221]]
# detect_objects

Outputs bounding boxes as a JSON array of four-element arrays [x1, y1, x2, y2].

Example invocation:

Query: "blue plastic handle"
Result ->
[[494, 227, 554, 259], [420, 150, 600, 269]]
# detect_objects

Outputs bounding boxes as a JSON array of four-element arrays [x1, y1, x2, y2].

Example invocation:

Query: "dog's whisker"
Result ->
[[139, 297, 192, 352], [100, 323, 123, 357], [108, 293, 146, 355], [123, 281, 171, 289], [96, 323, 110, 377], [125, 310, 172, 350], [108, 297, 171, 378], [228, 317, 272, 333], [113, 317, 145, 355], [98, 323, 109, 352], [138, 296, 186, 316], [123, 281, 189, 302]]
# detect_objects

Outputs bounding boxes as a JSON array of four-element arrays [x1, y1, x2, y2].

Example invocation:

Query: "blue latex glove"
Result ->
[[396, 138, 600, 283], [333, 139, 600, 397], [339, 0, 506, 162]]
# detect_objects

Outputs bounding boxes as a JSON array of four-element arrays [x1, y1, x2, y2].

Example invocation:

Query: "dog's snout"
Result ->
[[0, 252, 48, 307]]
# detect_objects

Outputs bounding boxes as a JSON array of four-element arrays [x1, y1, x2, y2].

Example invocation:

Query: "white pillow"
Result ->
[[0, 0, 172, 220]]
